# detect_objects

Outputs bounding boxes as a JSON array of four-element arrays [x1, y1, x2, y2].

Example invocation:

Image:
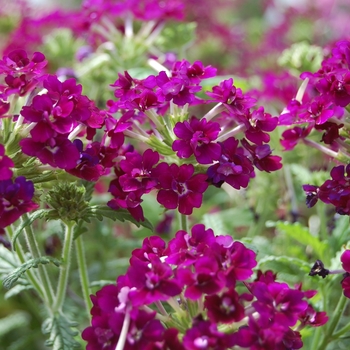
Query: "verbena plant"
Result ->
[[1, 1, 350, 349]]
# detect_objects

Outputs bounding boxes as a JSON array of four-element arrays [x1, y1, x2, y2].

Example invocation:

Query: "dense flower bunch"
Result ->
[[105, 60, 282, 220], [82, 224, 327, 350]]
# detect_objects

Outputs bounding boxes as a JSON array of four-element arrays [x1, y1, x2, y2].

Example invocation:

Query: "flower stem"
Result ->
[[317, 293, 348, 350], [75, 234, 93, 316], [53, 221, 75, 312], [22, 215, 54, 305], [6, 225, 45, 299], [180, 214, 188, 232], [115, 310, 131, 350]]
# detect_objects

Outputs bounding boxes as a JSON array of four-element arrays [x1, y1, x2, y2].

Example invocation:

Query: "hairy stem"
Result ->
[[22, 215, 54, 305], [75, 235, 93, 316], [6, 225, 45, 299], [53, 221, 75, 312]]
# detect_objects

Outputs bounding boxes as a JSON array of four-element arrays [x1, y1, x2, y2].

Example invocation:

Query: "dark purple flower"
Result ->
[[127, 255, 182, 306], [19, 135, 80, 170], [241, 139, 283, 173], [245, 107, 278, 145], [298, 305, 328, 328], [67, 140, 106, 181], [119, 149, 160, 192], [251, 281, 308, 327], [108, 177, 145, 222], [154, 163, 208, 215], [206, 78, 256, 115], [207, 137, 254, 189], [176, 255, 225, 300], [171, 60, 217, 84], [281, 126, 312, 151], [183, 316, 236, 350], [341, 250, 350, 272], [156, 71, 201, 106], [341, 274, 350, 298], [0, 176, 39, 228], [204, 287, 245, 323], [0, 144, 14, 180], [172, 116, 221, 164]]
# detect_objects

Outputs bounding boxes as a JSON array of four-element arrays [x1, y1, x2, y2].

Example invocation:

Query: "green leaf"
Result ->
[[91, 205, 153, 231], [4, 284, 33, 299], [275, 221, 329, 260], [42, 314, 81, 350], [3, 256, 61, 289], [12, 209, 48, 251], [258, 255, 312, 274], [0, 245, 20, 275], [0, 311, 30, 338]]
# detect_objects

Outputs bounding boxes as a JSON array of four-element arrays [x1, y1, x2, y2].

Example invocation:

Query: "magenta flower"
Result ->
[[252, 281, 308, 327], [156, 71, 201, 106], [204, 288, 245, 324], [20, 135, 80, 170], [281, 125, 312, 151], [154, 163, 208, 215], [207, 137, 254, 189], [245, 106, 278, 145], [206, 78, 256, 115], [0, 144, 14, 180], [172, 59, 217, 84], [183, 316, 236, 350], [119, 149, 160, 192], [0, 176, 39, 228], [127, 255, 182, 306], [172, 116, 221, 164]]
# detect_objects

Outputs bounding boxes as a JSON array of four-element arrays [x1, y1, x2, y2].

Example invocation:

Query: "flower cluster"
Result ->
[[83, 224, 326, 350], [280, 40, 350, 151], [303, 164, 350, 215]]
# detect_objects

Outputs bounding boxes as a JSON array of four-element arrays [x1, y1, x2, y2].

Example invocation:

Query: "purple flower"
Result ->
[[207, 137, 254, 189], [242, 139, 283, 173], [0, 176, 39, 228], [127, 255, 182, 306], [206, 78, 256, 116], [251, 281, 308, 327], [156, 71, 201, 106], [303, 165, 350, 215], [119, 149, 160, 192], [280, 126, 312, 151], [171, 60, 217, 84], [0, 144, 14, 180], [341, 250, 350, 272], [176, 255, 225, 300], [183, 316, 236, 350], [204, 287, 245, 324], [245, 107, 278, 145], [172, 116, 221, 164], [108, 177, 145, 222], [154, 163, 208, 215], [19, 135, 80, 170]]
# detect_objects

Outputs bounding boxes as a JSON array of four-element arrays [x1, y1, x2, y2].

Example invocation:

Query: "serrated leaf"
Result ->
[[12, 209, 48, 251], [91, 205, 153, 231], [3, 256, 61, 289], [73, 220, 89, 240], [0, 245, 20, 275], [5, 284, 34, 299], [258, 255, 312, 274], [275, 221, 329, 260], [42, 314, 81, 350]]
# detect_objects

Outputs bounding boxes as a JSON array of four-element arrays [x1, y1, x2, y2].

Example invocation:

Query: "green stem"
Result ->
[[6, 226, 45, 299], [53, 221, 75, 312], [22, 215, 54, 305], [317, 293, 348, 350], [75, 235, 93, 315], [180, 214, 188, 232]]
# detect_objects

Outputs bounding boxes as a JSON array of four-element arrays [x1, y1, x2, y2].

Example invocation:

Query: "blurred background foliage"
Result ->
[[1, 0, 350, 349]]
